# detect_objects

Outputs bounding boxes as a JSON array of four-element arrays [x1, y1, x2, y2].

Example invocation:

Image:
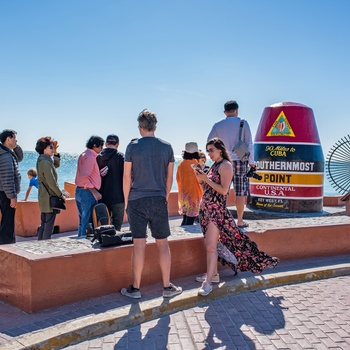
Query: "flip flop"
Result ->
[[237, 221, 249, 228]]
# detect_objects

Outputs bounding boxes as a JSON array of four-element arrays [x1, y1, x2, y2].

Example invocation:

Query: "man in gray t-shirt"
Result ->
[[121, 109, 182, 299]]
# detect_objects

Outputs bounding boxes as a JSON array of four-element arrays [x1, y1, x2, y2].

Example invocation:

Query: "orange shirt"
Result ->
[[176, 159, 203, 216]]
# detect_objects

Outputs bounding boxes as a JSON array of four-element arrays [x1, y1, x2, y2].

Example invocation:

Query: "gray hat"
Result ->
[[185, 142, 199, 153]]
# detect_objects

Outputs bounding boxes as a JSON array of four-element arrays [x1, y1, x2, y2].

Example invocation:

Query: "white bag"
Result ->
[[232, 120, 250, 162], [232, 140, 250, 162], [217, 242, 238, 265]]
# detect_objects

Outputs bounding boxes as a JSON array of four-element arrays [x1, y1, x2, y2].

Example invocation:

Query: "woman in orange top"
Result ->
[[176, 142, 203, 225]]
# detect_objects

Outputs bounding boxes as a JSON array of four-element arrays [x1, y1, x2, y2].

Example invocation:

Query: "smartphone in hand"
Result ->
[[191, 164, 202, 173]]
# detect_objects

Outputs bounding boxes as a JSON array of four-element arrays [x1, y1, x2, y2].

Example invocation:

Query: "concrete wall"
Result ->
[[0, 237, 207, 313], [1, 220, 349, 312], [0, 182, 345, 237], [12, 183, 237, 237]]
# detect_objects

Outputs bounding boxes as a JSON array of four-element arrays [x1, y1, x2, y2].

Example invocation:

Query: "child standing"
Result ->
[[24, 168, 38, 201]]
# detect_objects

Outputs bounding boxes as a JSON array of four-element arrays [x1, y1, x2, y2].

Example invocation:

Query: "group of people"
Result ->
[[175, 100, 278, 295], [0, 99, 278, 298]]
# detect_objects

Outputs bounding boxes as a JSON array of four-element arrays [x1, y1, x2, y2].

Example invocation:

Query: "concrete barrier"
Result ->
[[12, 183, 237, 237], [15, 198, 79, 237], [0, 236, 207, 313], [1, 217, 349, 313]]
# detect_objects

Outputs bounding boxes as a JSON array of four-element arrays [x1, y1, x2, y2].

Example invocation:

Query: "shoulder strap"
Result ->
[[238, 119, 245, 141], [41, 181, 51, 195]]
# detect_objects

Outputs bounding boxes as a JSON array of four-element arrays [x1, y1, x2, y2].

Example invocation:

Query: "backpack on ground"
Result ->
[[90, 203, 133, 247]]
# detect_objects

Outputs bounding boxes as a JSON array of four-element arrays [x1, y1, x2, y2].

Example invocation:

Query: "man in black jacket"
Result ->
[[97, 134, 125, 231], [0, 129, 22, 244]]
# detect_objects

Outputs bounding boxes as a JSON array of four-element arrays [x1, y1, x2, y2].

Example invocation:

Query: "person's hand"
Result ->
[[62, 189, 70, 198], [53, 140, 59, 154], [100, 166, 108, 177], [193, 167, 207, 184], [89, 188, 102, 201], [10, 198, 17, 208]]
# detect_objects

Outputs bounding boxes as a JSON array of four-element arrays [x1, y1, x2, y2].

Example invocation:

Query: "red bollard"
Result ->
[[248, 102, 324, 213]]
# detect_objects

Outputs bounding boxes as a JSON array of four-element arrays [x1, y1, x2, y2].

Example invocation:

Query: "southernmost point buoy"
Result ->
[[248, 102, 324, 213]]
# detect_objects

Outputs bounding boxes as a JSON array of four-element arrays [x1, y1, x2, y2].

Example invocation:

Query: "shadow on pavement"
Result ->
[[114, 315, 171, 349], [204, 290, 286, 349]]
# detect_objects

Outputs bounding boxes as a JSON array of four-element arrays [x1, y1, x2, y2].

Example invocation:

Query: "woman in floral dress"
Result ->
[[194, 138, 279, 296]]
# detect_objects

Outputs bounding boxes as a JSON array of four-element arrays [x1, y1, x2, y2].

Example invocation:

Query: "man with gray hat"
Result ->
[[97, 134, 125, 231], [208, 100, 254, 228], [0, 129, 22, 244]]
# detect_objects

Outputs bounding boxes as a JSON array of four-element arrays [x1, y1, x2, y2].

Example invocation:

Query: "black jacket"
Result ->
[[96, 148, 124, 206], [0, 144, 21, 199]]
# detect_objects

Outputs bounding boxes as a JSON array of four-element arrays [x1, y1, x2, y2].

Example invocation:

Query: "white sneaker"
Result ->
[[195, 273, 220, 284], [163, 283, 183, 298], [198, 281, 212, 296]]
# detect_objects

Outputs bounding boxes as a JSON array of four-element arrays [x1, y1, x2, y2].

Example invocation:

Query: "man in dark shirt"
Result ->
[[97, 134, 125, 231]]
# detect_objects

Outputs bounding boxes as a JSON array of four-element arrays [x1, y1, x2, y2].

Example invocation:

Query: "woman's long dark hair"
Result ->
[[206, 138, 232, 163]]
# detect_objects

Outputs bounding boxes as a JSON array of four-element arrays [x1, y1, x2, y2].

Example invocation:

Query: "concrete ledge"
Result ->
[[3, 262, 350, 350], [323, 195, 343, 206], [15, 198, 79, 237], [245, 223, 350, 260], [11, 190, 345, 237], [0, 236, 206, 313], [1, 219, 350, 313], [11, 186, 236, 237]]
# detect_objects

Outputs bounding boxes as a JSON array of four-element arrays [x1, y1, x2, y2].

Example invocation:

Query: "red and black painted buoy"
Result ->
[[248, 102, 324, 213]]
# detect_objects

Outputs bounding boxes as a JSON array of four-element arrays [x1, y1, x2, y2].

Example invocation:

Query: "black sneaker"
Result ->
[[120, 285, 141, 299]]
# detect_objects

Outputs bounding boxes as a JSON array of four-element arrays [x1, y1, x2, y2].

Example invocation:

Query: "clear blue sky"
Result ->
[[1, 0, 349, 157]]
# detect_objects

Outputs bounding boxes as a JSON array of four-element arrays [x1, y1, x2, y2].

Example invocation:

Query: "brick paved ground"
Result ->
[[63, 276, 350, 350]]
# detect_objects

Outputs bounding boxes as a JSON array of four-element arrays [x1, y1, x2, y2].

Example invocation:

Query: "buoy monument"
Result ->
[[248, 102, 324, 213]]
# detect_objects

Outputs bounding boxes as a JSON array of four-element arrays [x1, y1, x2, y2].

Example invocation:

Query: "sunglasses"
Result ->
[[206, 148, 216, 153], [49, 145, 54, 149]]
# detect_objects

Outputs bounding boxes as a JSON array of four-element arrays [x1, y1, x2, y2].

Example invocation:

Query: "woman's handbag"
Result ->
[[42, 182, 66, 210], [232, 120, 250, 162], [49, 195, 66, 210]]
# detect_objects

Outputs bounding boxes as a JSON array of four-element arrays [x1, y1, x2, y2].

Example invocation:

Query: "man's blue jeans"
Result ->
[[75, 187, 97, 238]]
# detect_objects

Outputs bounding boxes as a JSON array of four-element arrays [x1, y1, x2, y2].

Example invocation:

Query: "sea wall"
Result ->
[[10, 182, 237, 237], [0, 181, 345, 237]]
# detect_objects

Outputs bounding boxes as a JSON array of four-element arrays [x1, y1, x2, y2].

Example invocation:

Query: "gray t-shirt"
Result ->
[[125, 136, 175, 201], [207, 116, 254, 164]]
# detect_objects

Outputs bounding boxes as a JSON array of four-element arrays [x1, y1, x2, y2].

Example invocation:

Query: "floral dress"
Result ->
[[199, 161, 279, 274]]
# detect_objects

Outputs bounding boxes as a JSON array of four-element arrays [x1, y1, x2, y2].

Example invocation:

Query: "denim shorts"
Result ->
[[232, 160, 249, 196], [126, 196, 171, 239]]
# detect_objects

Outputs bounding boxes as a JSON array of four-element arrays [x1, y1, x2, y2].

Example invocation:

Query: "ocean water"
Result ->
[[18, 151, 338, 201]]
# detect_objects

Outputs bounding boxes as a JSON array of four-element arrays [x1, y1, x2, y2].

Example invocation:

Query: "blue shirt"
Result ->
[[29, 176, 39, 189]]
